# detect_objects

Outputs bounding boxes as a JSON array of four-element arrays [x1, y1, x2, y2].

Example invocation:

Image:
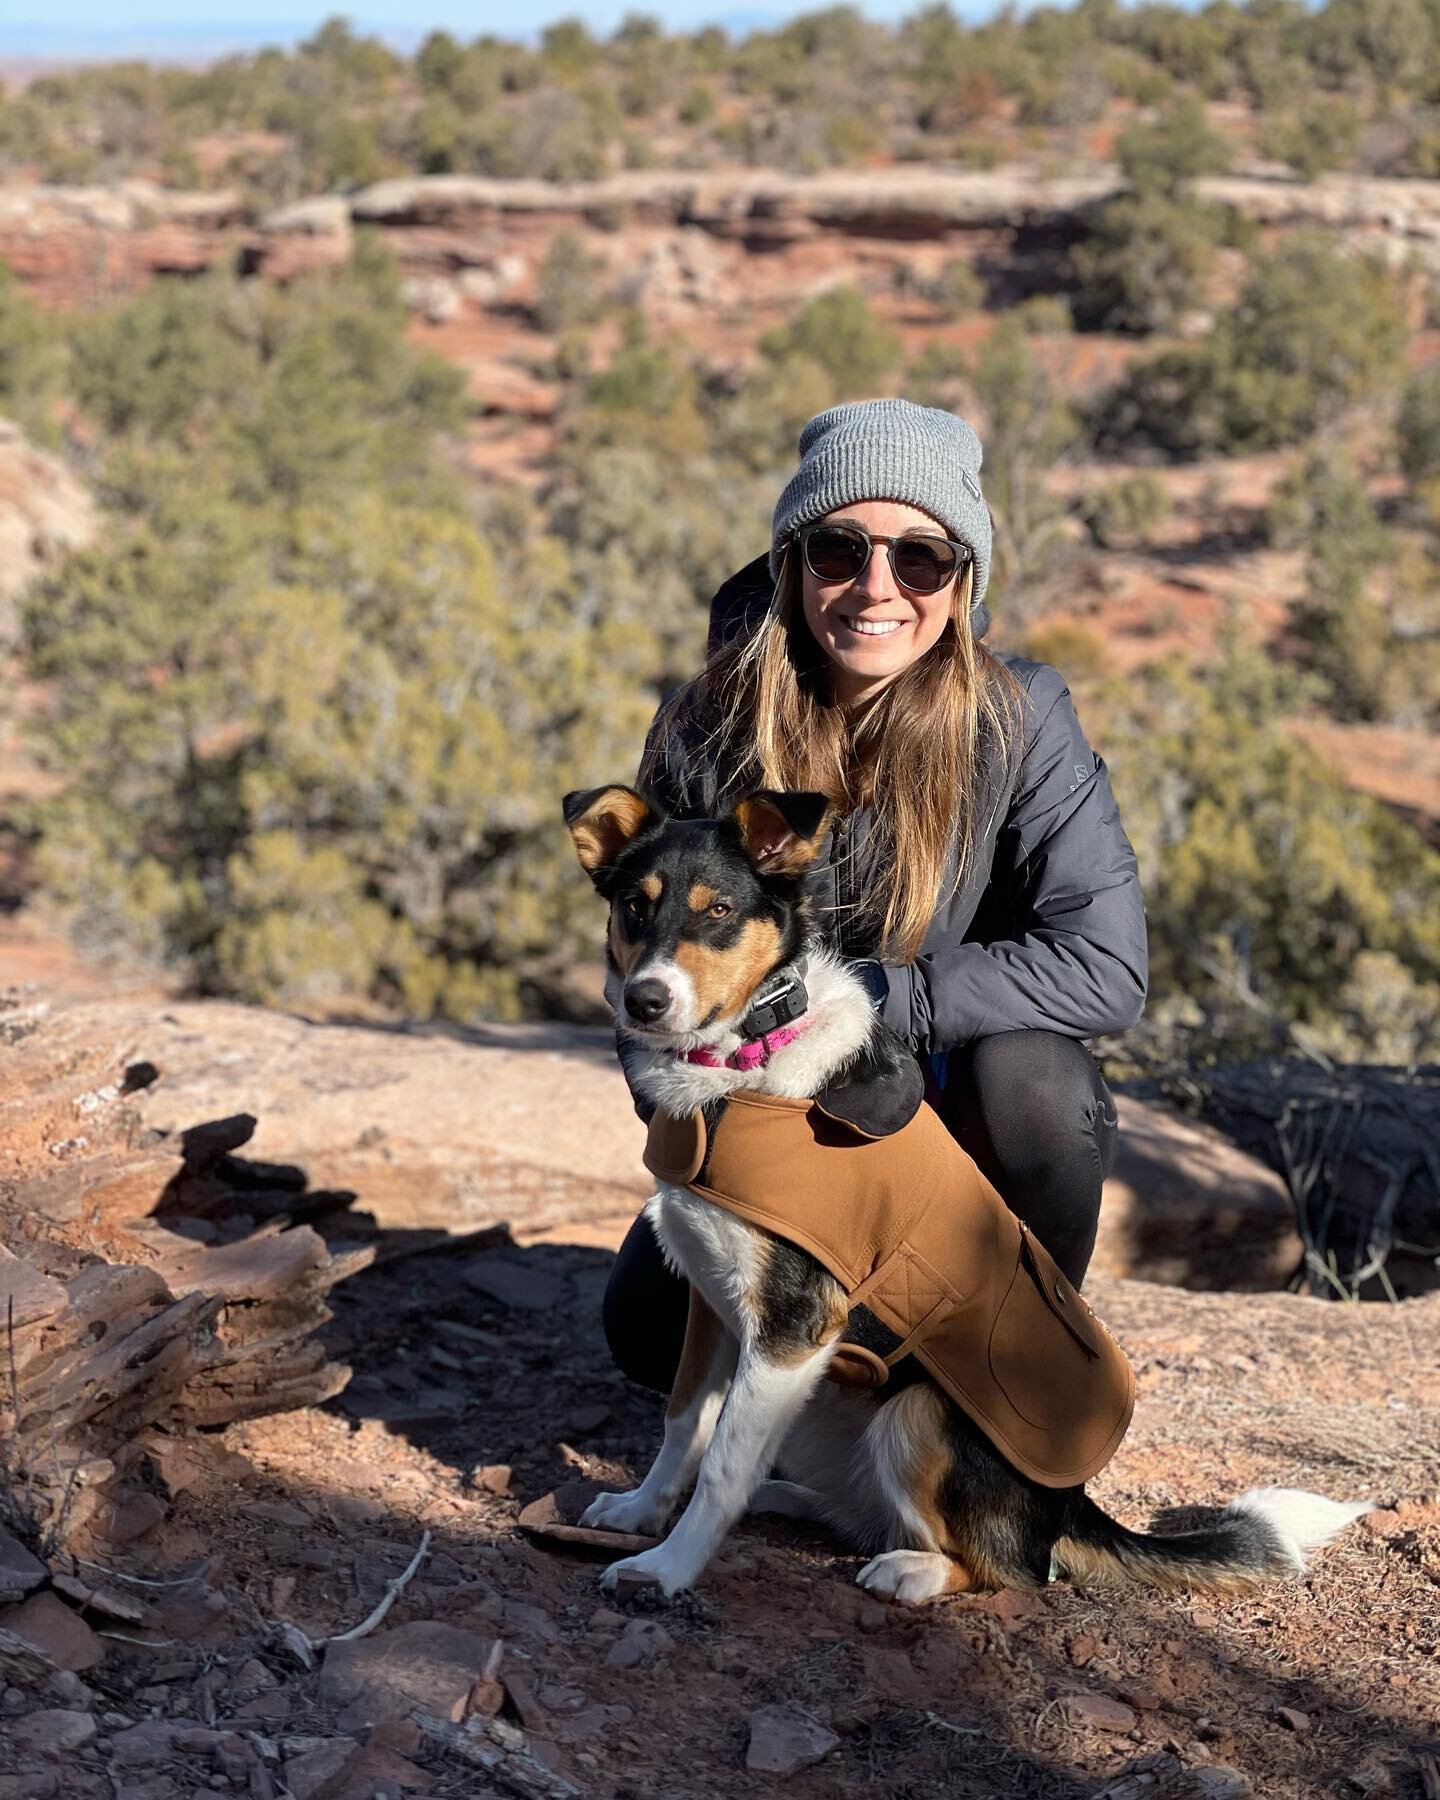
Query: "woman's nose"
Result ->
[[853, 547, 901, 601]]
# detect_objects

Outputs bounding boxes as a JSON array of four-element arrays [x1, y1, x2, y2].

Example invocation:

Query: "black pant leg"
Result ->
[[938, 1029, 1117, 1289], [603, 1210, 690, 1393]]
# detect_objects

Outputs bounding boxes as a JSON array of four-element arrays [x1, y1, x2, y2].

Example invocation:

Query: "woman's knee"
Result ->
[[603, 1212, 689, 1394], [941, 1030, 1117, 1287], [963, 1031, 1113, 1164]]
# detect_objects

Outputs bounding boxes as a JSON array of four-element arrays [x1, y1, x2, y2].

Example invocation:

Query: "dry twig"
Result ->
[[326, 1528, 431, 1644]]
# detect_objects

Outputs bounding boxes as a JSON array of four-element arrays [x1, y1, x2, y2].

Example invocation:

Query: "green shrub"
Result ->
[[0, 264, 68, 440], [1014, 56, 1110, 130], [1264, 450, 1388, 578], [533, 230, 612, 334], [1293, 542, 1440, 728], [968, 318, 1082, 621], [540, 17, 601, 77], [714, 353, 836, 472], [1013, 294, 1073, 335], [1114, 95, 1233, 197], [1095, 234, 1409, 455], [759, 287, 901, 397], [1307, 0, 1433, 93], [822, 110, 881, 163], [1102, 641, 1440, 1062], [415, 29, 465, 93], [414, 97, 465, 173], [1121, 10, 1233, 94], [572, 325, 708, 459], [70, 272, 256, 443], [1396, 368, 1440, 486], [903, 340, 970, 410], [1021, 617, 1107, 680], [1069, 192, 1228, 335], [1080, 472, 1172, 547], [1258, 101, 1361, 180], [20, 459, 663, 1019], [1262, 451, 1438, 727], [920, 256, 985, 321], [677, 82, 717, 124]]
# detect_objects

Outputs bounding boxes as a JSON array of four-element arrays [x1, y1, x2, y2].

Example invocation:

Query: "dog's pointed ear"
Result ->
[[563, 785, 655, 881], [730, 790, 832, 877]]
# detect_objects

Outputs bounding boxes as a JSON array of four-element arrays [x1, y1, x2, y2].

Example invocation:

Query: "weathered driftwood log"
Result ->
[[1, 991, 370, 1554], [1154, 1059, 1440, 1300]]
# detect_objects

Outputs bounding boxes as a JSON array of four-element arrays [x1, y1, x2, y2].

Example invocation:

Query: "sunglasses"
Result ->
[[797, 522, 973, 596]]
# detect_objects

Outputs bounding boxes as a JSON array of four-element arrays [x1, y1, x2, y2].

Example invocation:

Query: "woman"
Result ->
[[605, 397, 1148, 1393]]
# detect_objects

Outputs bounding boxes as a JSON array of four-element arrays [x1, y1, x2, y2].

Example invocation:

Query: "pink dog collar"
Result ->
[[671, 1015, 814, 1072]]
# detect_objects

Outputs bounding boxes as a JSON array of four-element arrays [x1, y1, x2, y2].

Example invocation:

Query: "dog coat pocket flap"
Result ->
[[1017, 1224, 1107, 1360], [643, 1108, 707, 1185]]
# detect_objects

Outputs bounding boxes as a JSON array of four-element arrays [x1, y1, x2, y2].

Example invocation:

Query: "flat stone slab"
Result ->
[[517, 1483, 659, 1559]]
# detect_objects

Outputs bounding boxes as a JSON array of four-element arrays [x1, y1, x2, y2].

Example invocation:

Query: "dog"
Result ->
[[563, 780, 1370, 1604]]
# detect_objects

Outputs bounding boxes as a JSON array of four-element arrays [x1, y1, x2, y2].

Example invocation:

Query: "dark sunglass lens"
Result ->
[[892, 538, 957, 593], [805, 527, 867, 582]]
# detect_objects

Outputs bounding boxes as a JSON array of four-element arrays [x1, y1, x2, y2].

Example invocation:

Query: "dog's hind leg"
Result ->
[[748, 1480, 823, 1520], [582, 1287, 737, 1538], [849, 1384, 984, 1604], [600, 1336, 833, 1598]]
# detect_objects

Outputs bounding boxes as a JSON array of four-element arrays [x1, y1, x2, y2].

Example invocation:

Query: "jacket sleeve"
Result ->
[[876, 666, 1148, 1055]]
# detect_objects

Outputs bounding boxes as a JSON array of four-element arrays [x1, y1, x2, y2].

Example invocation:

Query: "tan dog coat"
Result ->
[[644, 1090, 1135, 1489]]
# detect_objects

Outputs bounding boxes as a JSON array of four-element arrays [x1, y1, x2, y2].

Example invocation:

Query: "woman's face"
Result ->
[[798, 499, 959, 706]]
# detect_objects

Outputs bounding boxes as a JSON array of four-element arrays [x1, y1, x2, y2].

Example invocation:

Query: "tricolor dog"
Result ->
[[564, 782, 1369, 1604]]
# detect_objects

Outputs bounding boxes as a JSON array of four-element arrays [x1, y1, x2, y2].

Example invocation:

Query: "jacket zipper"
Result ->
[[834, 811, 851, 955]]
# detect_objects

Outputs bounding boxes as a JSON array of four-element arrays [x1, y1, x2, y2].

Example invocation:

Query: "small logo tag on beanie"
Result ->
[[961, 470, 982, 500]]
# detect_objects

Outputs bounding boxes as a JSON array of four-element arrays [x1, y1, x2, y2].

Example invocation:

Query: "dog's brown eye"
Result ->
[[708, 902, 732, 919]]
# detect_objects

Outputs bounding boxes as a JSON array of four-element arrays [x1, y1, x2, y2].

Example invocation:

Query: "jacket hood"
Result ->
[[707, 553, 991, 663]]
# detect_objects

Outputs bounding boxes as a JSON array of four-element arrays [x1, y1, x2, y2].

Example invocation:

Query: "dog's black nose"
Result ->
[[625, 978, 672, 1024]]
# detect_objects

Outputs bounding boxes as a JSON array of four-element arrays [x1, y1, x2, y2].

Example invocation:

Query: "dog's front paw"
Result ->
[[856, 1549, 971, 1605], [579, 1489, 670, 1536], [598, 1547, 691, 1600]]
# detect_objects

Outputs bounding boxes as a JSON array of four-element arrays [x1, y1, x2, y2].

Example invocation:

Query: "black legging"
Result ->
[[602, 1029, 1119, 1395]]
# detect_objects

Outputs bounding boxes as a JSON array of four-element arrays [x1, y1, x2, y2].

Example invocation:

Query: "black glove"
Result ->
[[847, 958, 890, 1011]]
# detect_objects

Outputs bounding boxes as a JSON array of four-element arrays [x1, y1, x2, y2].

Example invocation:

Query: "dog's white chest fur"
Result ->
[[646, 1184, 765, 1343]]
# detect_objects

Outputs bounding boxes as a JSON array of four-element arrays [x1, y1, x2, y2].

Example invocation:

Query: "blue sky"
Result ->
[[0, 0, 1024, 60]]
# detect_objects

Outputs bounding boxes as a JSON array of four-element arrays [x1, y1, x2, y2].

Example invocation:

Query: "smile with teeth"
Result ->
[[839, 614, 905, 637]]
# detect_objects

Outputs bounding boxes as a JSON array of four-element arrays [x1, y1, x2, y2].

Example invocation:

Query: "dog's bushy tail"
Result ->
[[1054, 1487, 1371, 1593]]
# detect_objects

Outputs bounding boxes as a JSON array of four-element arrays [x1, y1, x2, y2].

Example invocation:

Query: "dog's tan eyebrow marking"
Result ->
[[673, 916, 781, 1021], [640, 873, 663, 901], [687, 881, 718, 912]]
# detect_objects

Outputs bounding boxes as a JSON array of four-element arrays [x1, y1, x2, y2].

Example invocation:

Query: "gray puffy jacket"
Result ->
[[615, 556, 1148, 1110]]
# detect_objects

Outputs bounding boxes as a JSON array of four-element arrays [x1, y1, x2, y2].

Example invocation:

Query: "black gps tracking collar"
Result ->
[[737, 955, 810, 1039]]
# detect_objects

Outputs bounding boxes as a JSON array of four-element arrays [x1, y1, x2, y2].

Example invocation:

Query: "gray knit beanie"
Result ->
[[769, 397, 991, 610]]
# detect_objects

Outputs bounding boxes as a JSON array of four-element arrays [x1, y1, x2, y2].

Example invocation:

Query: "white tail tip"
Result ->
[[1229, 1486, 1373, 1571]]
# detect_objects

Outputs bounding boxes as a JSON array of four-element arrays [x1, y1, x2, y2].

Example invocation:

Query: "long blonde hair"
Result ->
[[643, 547, 1028, 962]]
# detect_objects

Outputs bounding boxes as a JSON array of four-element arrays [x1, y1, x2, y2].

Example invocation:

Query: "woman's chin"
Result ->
[[830, 643, 908, 678]]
